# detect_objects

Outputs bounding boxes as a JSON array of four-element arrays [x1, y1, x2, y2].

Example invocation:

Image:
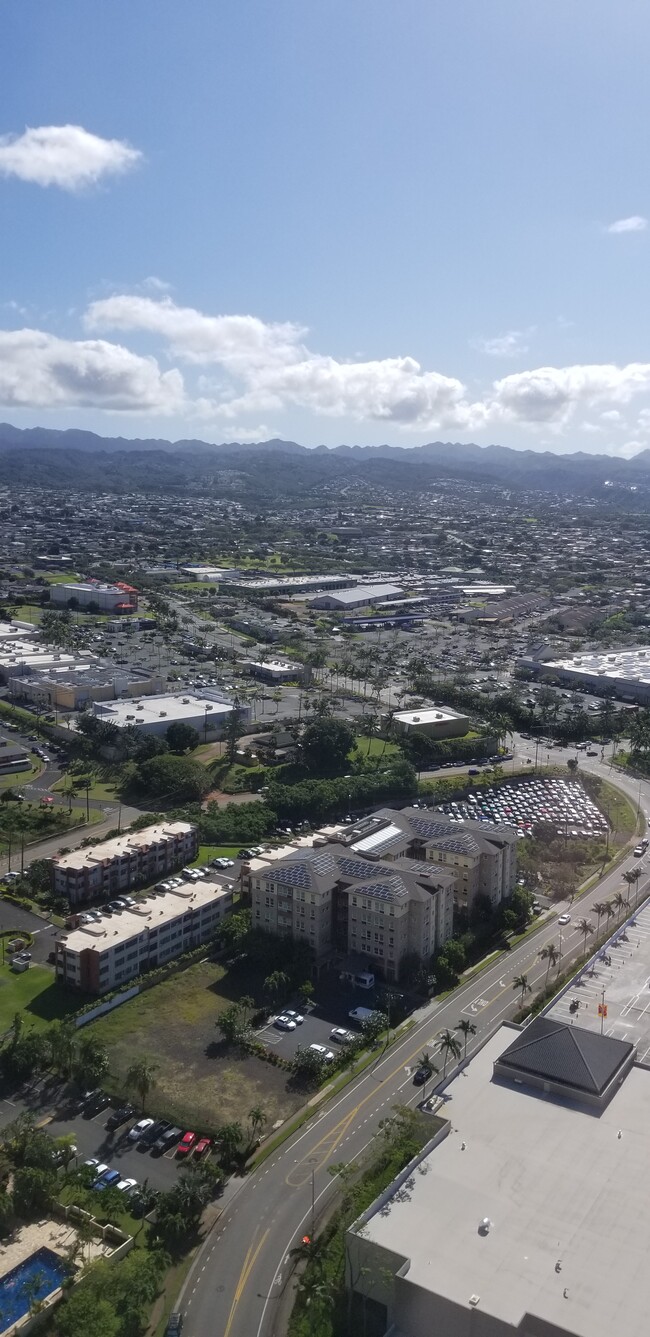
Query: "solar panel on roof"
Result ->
[[337, 857, 393, 879]]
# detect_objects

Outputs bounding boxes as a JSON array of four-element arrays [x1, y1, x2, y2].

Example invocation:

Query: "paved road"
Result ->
[[0, 804, 145, 876], [180, 747, 650, 1337]]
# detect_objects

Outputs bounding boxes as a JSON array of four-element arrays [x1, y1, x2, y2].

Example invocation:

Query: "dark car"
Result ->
[[84, 1091, 112, 1117], [152, 1125, 182, 1156], [413, 1066, 432, 1086], [106, 1104, 136, 1132], [165, 1313, 183, 1336], [140, 1119, 170, 1149]]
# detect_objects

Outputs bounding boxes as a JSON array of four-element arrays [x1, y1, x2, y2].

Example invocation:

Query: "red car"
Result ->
[[194, 1137, 211, 1158], [177, 1131, 197, 1157]]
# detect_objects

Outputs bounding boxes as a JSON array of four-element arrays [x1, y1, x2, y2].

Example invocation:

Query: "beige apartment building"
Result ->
[[56, 877, 231, 993], [248, 806, 517, 979], [51, 822, 198, 906]]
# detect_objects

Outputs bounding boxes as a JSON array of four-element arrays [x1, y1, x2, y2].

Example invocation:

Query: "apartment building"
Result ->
[[50, 581, 138, 613], [55, 878, 231, 993], [400, 810, 517, 914], [51, 822, 198, 906], [251, 838, 455, 982]]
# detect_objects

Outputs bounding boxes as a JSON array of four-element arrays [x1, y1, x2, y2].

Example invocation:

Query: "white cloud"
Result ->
[[87, 295, 470, 429], [0, 125, 142, 191], [0, 328, 183, 412], [472, 329, 533, 358], [606, 215, 647, 234], [486, 363, 650, 427]]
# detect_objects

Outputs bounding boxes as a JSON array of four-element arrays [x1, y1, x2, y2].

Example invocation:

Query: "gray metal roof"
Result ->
[[497, 1017, 634, 1096]]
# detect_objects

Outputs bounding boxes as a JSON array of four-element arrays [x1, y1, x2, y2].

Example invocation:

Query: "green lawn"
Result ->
[[352, 735, 399, 758], [190, 844, 241, 866], [53, 774, 121, 801], [0, 962, 79, 1033]]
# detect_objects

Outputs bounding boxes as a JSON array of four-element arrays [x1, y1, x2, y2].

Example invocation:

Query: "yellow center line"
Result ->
[[223, 1228, 270, 1337]]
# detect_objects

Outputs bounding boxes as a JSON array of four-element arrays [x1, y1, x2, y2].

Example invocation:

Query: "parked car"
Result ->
[[309, 1044, 334, 1061], [177, 1131, 198, 1157], [330, 1028, 354, 1045], [129, 1118, 155, 1142], [140, 1119, 170, 1148], [283, 1010, 304, 1025], [116, 1177, 138, 1194], [194, 1137, 211, 1158], [152, 1125, 182, 1155], [106, 1104, 136, 1131], [83, 1091, 111, 1116], [274, 1015, 296, 1031], [94, 1169, 121, 1190]]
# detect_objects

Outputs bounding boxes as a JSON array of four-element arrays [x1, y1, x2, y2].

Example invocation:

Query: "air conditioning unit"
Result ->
[[159, 711, 167, 717]]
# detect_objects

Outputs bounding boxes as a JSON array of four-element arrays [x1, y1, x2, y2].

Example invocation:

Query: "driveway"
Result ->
[[0, 900, 58, 964]]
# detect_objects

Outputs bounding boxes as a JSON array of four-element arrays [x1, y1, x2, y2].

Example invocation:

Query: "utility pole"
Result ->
[[311, 1165, 315, 1238], [600, 984, 606, 1036]]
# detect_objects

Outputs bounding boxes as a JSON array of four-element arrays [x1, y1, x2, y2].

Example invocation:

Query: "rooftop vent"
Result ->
[[478, 1218, 491, 1235], [469, 1295, 480, 1307], [137, 704, 144, 711]]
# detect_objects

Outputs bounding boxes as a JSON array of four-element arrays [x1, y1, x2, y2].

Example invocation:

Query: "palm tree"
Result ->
[[593, 901, 609, 940], [513, 974, 531, 1006], [248, 1105, 267, 1142], [438, 1029, 462, 1078], [125, 1058, 158, 1112], [612, 891, 626, 925], [576, 918, 594, 955], [623, 868, 641, 908], [455, 1019, 477, 1060], [538, 943, 559, 986]]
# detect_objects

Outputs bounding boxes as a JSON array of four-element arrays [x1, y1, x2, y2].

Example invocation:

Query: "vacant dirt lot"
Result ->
[[86, 959, 305, 1134]]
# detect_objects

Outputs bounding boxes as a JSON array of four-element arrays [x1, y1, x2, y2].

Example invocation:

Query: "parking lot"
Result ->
[[255, 977, 386, 1060], [0, 900, 58, 964], [438, 776, 609, 838], [547, 895, 650, 1065], [0, 1086, 195, 1192]]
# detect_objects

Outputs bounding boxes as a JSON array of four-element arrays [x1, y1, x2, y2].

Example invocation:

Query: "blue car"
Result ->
[[94, 1168, 120, 1190]]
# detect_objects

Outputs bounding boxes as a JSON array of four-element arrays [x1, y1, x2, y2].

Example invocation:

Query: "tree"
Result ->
[[135, 753, 211, 803], [593, 901, 609, 939], [576, 918, 594, 955], [623, 867, 641, 906], [215, 1122, 244, 1167], [612, 890, 626, 924], [125, 1058, 158, 1112], [263, 970, 290, 1008], [217, 999, 253, 1046], [438, 1028, 461, 1078], [359, 1011, 387, 1045], [292, 1045, 328, 1084], [297, 980, 315, 1009], [225, 698, 246, 764], [248, 1105, 267, 1142], [56, 1292, 119, 1337], [300, 716, 355, 774], [513, 974, 532, 1007], [455, 1018, 476, 1060], [73, 1034, 109, 1088], [13, 1165, 55, 1217], [165, 721, 200, 754], [434, 939, 466, 988], [538, 943, 559, 986], [567, 757, 579, 774], [47, 1020, 77, 1080]]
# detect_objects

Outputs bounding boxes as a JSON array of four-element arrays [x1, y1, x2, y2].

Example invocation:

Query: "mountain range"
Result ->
[[0, 421, 648, 498]]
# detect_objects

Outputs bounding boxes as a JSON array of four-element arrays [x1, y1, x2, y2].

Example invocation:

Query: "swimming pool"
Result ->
[[0, 1247, 69, 1331]]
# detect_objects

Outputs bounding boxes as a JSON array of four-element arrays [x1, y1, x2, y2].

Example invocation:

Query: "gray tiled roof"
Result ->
[[497, 1017, 633, 1096]]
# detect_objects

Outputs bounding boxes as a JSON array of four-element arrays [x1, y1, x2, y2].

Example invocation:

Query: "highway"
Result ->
[[180, 743, 650, 1337]]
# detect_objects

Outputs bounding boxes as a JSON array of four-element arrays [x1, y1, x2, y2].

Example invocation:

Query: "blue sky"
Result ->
[[2, 0, 650, 453]]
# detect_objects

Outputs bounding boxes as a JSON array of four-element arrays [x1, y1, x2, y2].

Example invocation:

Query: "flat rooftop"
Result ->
[[312, 583, 403, 603], [94, 691, 234, 727], [546, 895, 650, 1064], [58, 878, 229, 954], [393, 706, 467, 726], [53, 822, 194, 871], [360, 1025, 650, 1337], [542, 646, 650, 684]]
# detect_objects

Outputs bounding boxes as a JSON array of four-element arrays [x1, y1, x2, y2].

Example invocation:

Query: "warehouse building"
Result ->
[[392, 706, 470, 740], [224, 573, 351, 597], [10, 663, 164, 712], [92, 690, 250, 740], [518, 645, 650, 704], [346, 1018, 642, 1337], [50, 581, 138, 613], [51, 822, 198, 905], [308, 583, 404, 610], [0, 642, 82, 684], [55, 877, 231, 993]]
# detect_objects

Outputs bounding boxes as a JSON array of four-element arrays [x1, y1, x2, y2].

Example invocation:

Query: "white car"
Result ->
[[275, 1015, 297, 1031], [309, 1043, 335, 1061], [558, 913, 571, 926], [128, 1118, 154, 1141], [283, 1010, 304, 1025], [330, 1028, 354, 1044], [86, 1160, 108, 1177], [116, 1177, 138, 1194]]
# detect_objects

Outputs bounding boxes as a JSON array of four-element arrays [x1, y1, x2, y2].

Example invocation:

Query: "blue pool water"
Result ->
[[0, 1247, 69, 1329]]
